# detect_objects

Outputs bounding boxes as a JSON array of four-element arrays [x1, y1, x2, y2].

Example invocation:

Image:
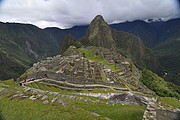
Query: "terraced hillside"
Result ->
[[4, 46, 176, 120], [1, 79, 180, 119], [18, 46, 153, 95]]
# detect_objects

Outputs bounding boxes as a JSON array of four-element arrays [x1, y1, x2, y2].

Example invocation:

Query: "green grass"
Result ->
[[80, 49, 107, 63], [100, 70, 108, 82], [25, 82, 76, 94], [0, 98, 102, 120], [139, 66, 180, 99], [72, 101, 145, 120], [106, 64, 121, 72], [0, 79, 18, 87], [49, 92, 146, 120], [0, 79, 146, 120], [80, 49, 122, 73], [160, 97, 180, 109]]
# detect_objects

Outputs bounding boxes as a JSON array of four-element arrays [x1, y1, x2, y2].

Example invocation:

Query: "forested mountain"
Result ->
[[0, 17, 180, 86], [0, 22, 64, 80]]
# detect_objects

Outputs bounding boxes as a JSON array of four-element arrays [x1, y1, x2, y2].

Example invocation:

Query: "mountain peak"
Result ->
[[91, 15, 105, 23], [60, 34, 81, 54], [90, 15, 108, 28], [80, 15, 116, 50]]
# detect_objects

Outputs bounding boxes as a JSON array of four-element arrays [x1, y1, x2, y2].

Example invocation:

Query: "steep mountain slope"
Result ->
[[80, 15, 116, 51], [110, 18, 180, 85], [152, 19, 180, 85], [0, 22, 64, 80], [110, 20, 159, 48], [110, 18, 180, 48], [79, 15, 160, 73], [45, 25, 88, 40], [154, 37, 180, 85], [60, 34, 81, 54], [111, 29, 160, 73]]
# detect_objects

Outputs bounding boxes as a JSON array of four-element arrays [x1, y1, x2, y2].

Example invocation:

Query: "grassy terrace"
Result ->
[[61, 97, 145, 120], [0, 98, 102, 120], [160, 97, 180, 109], [80, 48, 121, 72], [0, 95, 145, 120], [106, 64, 121, 72], [0, 80, 146, 120], [26, 81, 125, 94], [80, 49, 107, 63]]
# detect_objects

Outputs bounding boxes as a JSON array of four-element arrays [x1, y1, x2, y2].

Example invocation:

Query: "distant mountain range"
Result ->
[[0, 17, 180, 85]]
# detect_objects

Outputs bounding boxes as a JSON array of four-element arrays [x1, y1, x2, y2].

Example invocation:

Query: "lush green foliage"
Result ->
[[154, 38, 180, 85], [112, 29, 160, 73], [60, 34, 81, 54], [139, 67, 180, 99], [0, 22, 65, 80]]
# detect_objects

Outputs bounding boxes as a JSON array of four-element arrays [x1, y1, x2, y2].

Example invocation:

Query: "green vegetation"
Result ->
[[112, 29, 160, 73], [80, 15, 116, 50], [0, 22, 65, 80], [139, 67, 180, 99], [154, 38, 180, 85], [0, 98, 101, 120], [0, 79, 146, 120], [75, 102, 145, 120], [80, 49, 107, 63], [60, 34, 81, 54], [80, 48, 121, 73], [0, 79, 17, 86], [106, 64, 120, 72], [100, 70, 108, 82], [160, 97, 180, 109]]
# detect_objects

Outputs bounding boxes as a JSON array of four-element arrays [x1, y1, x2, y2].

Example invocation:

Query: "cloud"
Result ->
[[0, 0, 179, 29]]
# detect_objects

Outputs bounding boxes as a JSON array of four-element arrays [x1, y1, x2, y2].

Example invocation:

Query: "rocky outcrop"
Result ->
[[108, 92, 148, 106]]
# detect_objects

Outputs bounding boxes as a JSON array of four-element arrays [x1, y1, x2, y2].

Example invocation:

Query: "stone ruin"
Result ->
[[18, 46, 155, 95]]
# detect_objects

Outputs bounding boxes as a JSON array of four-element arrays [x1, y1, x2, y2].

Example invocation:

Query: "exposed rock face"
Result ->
[[156, 109, 180, 120], [80, 15, 116, 51], [108, 92, 148, 106]]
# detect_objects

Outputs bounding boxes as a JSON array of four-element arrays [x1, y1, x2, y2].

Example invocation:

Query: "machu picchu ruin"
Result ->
[[10, 45, 178, 120], [18, 46, 153, 94], [0, 13, 180, 120]]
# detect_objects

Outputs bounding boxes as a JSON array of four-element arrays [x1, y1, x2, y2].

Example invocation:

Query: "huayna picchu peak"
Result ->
[[0, 15, 180, 120], [80, 15, 116, 51], [61, 15, 160, 73]]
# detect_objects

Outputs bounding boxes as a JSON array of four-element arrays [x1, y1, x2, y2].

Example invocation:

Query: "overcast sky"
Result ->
[[0, 0, 180, 29]]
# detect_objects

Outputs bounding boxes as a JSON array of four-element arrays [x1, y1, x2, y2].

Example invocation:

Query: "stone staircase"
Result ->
[[143, 101, 157, 120]]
